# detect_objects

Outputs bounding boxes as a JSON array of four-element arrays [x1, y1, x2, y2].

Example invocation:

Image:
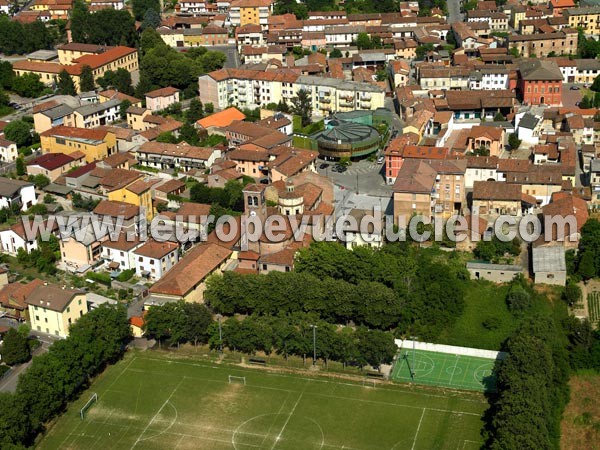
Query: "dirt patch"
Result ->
[[561, 373, 600, 450]]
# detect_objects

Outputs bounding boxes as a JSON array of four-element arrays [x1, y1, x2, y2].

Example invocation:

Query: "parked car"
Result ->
[[319, 163, 329, 169], [377, 156, 385, 164], [570, 86, 580, 90]]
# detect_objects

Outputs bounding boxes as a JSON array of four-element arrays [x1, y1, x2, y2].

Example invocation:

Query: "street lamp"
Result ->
[[310, 324, 318, 366]]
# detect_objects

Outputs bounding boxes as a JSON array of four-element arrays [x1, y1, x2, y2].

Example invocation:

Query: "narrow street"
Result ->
[[447, 0, 463, 24]]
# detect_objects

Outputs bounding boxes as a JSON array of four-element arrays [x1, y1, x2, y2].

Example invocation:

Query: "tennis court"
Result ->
[[391, 349, 499, 392]]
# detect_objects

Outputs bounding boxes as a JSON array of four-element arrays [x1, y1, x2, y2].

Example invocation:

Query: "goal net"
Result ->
[[362, 379, 377, 388], [80, 393, 98, 419], [228, 375, 246, 385]]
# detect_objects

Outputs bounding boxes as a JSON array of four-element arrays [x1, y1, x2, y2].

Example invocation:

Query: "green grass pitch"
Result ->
[[391, 349, 498, 393], [37, 351, 488, 450]]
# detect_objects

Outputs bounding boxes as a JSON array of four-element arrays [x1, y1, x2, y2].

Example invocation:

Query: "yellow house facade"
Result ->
[[26, 284, 88, 338], [107, 179, 155, 222], [40, 126, 117, 163]]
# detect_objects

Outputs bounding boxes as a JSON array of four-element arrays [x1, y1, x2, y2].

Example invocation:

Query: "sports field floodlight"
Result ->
[[310, 324, 318, 366], [409, 336, 418, 381]]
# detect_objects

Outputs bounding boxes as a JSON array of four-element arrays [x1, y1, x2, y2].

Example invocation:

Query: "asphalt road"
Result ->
[[447, 0, 463, 24]]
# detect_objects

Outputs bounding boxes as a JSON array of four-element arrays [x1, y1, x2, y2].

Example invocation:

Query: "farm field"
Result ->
[[37, 351, 488, 450]]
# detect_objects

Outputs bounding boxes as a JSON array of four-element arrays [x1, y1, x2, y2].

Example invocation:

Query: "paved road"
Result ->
[[206, 45, 240, 69], [0, 339, 50, 393], [562, 84, 584, 108], [447, 0, 463, 24]]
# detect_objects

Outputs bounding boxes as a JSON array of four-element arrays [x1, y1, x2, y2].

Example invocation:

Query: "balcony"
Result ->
[[320, 97, 331, 104], [360, 94, 372, 101], [340, 100, 354, 107], [360, 101, 371, 109]]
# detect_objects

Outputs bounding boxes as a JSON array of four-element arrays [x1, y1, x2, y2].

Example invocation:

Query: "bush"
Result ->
[[87, 272, 112, 285], [0, 364, 9, 378], [116, 269, 135, 282]]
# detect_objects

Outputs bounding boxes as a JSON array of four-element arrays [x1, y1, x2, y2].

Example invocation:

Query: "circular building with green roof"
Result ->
[[316, 121, 381, 159]]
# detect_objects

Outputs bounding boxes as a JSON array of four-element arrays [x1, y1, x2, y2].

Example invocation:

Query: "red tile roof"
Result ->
[[145, 87, 180, 98], [40, 125, 109, 141], [197, 107, 246, 129], [27, 152, 74, 170]]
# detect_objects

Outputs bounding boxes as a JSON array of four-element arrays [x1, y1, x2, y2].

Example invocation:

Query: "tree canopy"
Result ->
[[70, 0, 137, 47]]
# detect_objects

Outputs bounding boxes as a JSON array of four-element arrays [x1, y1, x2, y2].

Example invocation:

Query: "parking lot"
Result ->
[[562, 83, 585, 107], [316, 157, 392, 197]]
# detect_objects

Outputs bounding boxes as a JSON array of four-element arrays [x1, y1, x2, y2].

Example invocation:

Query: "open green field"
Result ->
[[37, 352, 488, 450], [391, 349, 498, 393], [436, 280, 515, 351]]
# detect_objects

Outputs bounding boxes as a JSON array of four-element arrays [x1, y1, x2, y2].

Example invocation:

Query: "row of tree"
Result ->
[[205, 242, 467, 339], [143, 302, 398, 370], [0, 15, 58, 55], [70, 0, 137, 47], [485, 314, 570, 450], [570, 218, 600, 280], [0, 305, 130, 448]]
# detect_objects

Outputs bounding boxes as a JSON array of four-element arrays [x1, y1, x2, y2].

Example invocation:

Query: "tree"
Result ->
[[132, 0, 161, 21], [11, 73, 45, 98], [57, 70, 76, 95], [356, 32, 372, 50], [97, 68, 134, 95], [493, 112, 506, 121], [119, 100, 131, 120], [204, 103, 214, 114], [0, 61, 14, 90], [186, 98, 203, 122], [32, 174, 50, 189], [580, 95, 592, 109], [508, 132, 521, 150], [416, 43, 435, 60], [446, 30, 457, 47], [0, 328, 30, 366], [563, 279, 582, 306], [182, 303, 212, 346], [4, 120, 32, 147], [79, 65, 95, 92], [134, 74, 154, 99], [591, 74, 600, 93], [179, 122, 200, 146], [578, 250, 596, 280], [291, 89, 312, 127], [142, 8, 161, 30], [509, 46, 520, 58], [330, 48, 342, 58], [15, 157, 25, 176]]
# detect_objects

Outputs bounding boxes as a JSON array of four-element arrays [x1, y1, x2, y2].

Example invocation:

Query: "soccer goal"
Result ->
[[228, 375, 246, 385], [80, 393, 98, 420], [362, 379, 377, 388]]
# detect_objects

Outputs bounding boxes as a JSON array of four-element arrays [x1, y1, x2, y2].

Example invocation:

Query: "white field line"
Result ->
[[130, 379, 182, 449], [270, 391, 305, 450], [410, 409, 426, 450]]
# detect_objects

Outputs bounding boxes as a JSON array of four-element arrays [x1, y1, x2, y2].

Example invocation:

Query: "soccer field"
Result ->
[[37, 352, 488, 450], [391, 349, 498, 393]]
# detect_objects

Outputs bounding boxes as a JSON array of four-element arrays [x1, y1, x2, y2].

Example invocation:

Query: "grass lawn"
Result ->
[[561, 372, 600, 450], [37, 351, 488, 450], [436, 280, 515, 351], [0, 105, 14, 117]]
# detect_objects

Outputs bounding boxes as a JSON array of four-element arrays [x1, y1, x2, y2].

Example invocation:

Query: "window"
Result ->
[[35, 315, 39, 321]]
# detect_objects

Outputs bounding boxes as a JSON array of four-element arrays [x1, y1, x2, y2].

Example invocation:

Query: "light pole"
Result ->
[[216, 314, 223, 354], [310, 325, 318, 366], [409, 335, 418, 380]]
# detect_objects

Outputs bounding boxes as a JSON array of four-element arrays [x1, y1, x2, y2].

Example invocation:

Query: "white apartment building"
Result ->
[[133, 240, 180, 282], [101, 235, 143, 271], [178, 0, 207, 13], [468, 68, 510, 90], [64, 99, 121, 129]]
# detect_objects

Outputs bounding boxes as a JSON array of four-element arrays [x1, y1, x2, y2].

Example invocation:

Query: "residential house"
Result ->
[[26, 153, 76, 181], [26, 284, 87, 337], [228, 0, 273, 29], [101, 233, 143, 271], [0, 138, 17, 163], [465, 126, 505, 157], [32, 100, 75, 133], [133, 239, 180, 281], [145, 87, 180, 112], [518, 59, 563, 106], [0, 279, 44, 320], [472, 181, 532, 216], [0, 178, 36, 211], [40, 126, 117, 163], [507, 29, 578, 58], [564, 6, 600, 35], [136, 142, 221, 171], [64, 99, 121, 129]]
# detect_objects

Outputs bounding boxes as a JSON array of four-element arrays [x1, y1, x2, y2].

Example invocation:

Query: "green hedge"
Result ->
[[116, 269, 135, 282], [87, 271, 112, 285]]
